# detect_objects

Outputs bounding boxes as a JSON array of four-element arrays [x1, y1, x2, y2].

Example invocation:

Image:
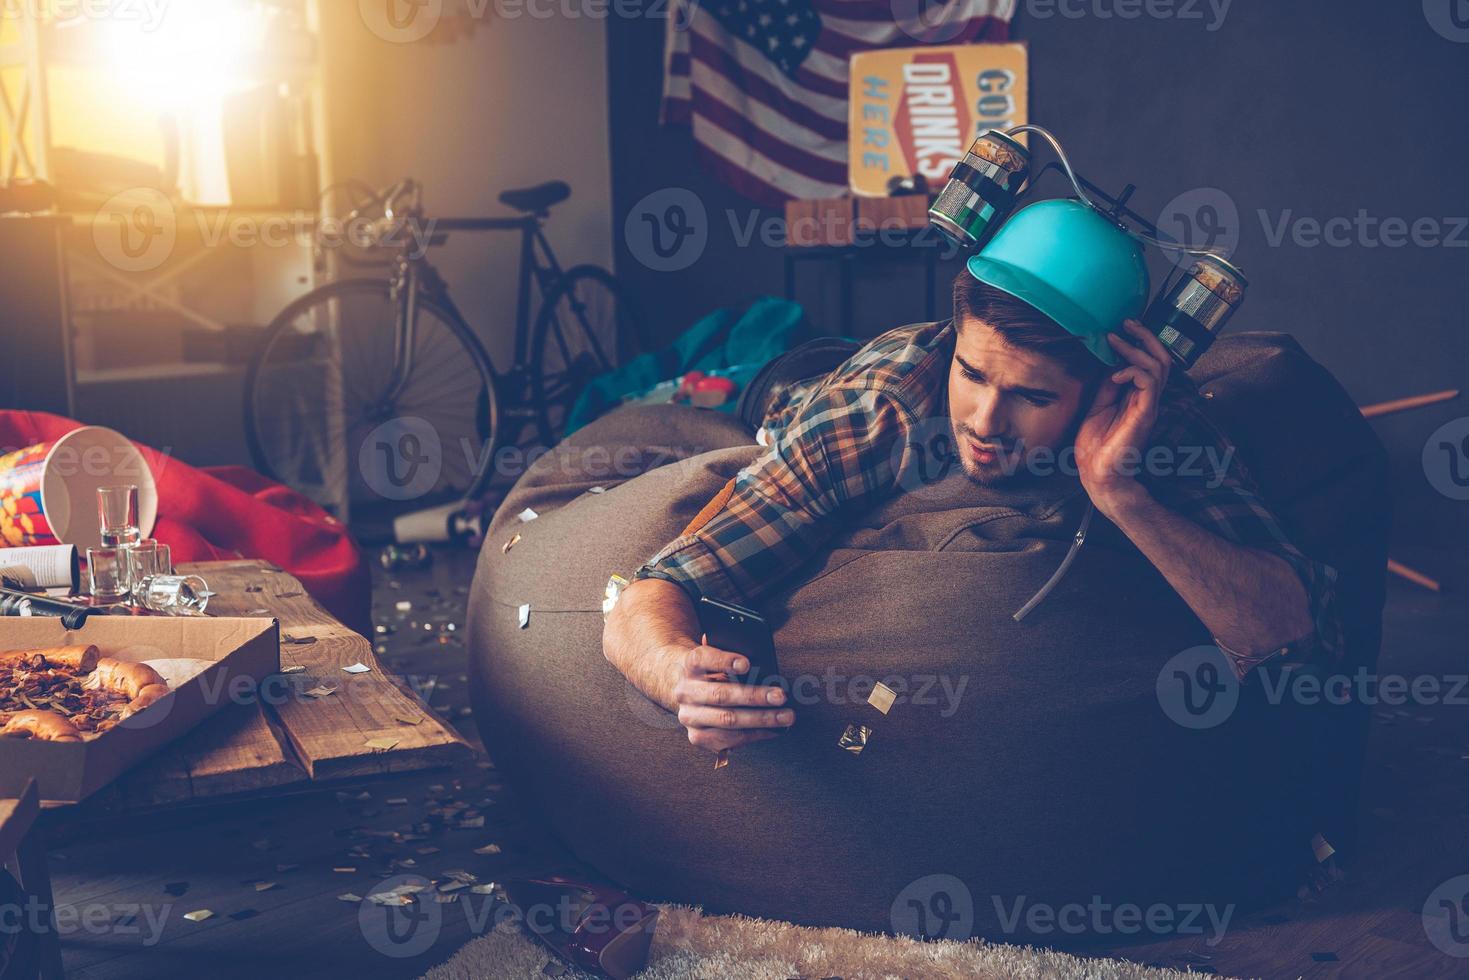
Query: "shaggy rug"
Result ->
[[418, 905, 1227, 979]]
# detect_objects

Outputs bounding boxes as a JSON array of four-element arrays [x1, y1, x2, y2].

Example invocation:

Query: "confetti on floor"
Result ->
[[365, 737, 401, 751], [342, 662, 372, 674], [253, 881, 277, 892], [838, 723, 872, 757], [280, 665, 306, 675], [183, 910, 213, 922], [517, 508, 539, 523], [502, 534, 522, 554], [518, 604, 531, 629], [304, 686, 337, 699], [867, 682, 897, 715], [473, 843, 502, 855], [395, 715, 423, 726], [337, 893, 362, 903]]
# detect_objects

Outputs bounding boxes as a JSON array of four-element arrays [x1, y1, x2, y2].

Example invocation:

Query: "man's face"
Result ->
[[947, 318, 1089, 485]]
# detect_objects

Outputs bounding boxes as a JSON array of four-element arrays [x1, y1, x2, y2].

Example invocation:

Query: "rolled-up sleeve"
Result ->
[[635, 386, 914, 605]]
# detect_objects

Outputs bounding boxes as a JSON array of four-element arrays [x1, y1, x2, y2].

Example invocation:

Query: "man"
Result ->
[[603, 210, 1339, 758]]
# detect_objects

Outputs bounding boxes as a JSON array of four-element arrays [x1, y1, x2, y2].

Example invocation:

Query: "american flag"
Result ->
[[662, 0, 1016, 205]]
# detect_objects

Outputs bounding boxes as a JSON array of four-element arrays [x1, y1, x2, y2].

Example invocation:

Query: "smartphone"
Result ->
[[696, 596, 780, 686]]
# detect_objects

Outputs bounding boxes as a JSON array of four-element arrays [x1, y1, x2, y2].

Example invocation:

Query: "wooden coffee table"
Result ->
[[54, 559, 473, 814]]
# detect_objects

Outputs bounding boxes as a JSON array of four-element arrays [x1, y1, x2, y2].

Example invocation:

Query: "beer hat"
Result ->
[[965, 199, 1150, 366]]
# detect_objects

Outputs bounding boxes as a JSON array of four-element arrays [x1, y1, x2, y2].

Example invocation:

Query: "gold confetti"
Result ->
[[280, 665, 306, 675], [502, 533, 522, 554], [304, 686, 336, 699], [395, 715, 423, 726], [254, 881, 277, 893], [1311, 833, 1336, 863], [333, 867, 357, 874], [365, 737, 401, 751], [470, 884, 498, 895], [183, 910, 213, 922], [867, 682, 897, 715], [473, 843, 502, 855], [837, 723, 872, 757], [714, 749, 730, 770]]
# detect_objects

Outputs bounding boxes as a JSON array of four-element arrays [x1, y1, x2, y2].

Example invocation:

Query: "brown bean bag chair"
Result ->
[[466, 332, 1389, 944]]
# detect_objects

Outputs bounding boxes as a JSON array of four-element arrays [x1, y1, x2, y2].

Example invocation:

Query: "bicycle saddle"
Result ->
[[499, 180, 570, 214]]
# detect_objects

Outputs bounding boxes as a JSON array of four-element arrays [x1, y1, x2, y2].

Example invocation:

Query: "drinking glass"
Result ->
[[124, 540, 160, 605], [139, 575, 213, 615], [97, 485, 141, 547], [87, 547, 129, 601]]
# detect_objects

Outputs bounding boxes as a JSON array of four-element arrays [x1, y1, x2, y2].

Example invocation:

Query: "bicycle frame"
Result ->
[[376, 213, 575, 404]]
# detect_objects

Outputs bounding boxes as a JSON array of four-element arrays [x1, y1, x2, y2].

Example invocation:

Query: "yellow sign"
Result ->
[[848, 43, 1029, 197]]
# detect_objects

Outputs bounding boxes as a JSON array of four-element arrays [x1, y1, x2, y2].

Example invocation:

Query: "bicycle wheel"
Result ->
[[245, 279, 499, 510], [529, 265, 644, 446]]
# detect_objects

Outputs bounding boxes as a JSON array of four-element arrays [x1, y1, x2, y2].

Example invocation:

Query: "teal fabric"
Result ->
[[565, 296, 821, 434]]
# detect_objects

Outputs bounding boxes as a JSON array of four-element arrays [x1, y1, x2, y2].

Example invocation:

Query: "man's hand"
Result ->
[[1075, 319, 1173, 516], [669, 642, 794, 754], [602, 578, 794, 757]]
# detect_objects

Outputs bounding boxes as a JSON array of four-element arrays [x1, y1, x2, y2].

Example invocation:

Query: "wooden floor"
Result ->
[[43, 545, 1469, 979]]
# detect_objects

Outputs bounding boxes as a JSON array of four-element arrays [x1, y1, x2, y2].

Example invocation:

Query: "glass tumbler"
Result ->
[[97, 485, 141, 548]]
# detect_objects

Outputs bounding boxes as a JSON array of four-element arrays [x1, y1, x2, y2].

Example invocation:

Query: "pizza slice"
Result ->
[[0, 646, 170, 742]]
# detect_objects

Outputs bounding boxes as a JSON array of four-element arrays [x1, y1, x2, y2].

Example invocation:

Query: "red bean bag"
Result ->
[[0, 411, 369, 635]]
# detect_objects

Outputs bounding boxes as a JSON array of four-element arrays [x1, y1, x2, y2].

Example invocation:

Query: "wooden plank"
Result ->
[[784, 197, 853, 247], [183, 561, 472, 782], [98, 702, 308, 809], [854, 195, 930, 232]]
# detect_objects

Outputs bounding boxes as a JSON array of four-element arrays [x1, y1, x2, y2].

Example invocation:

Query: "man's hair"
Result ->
[[952, 273, 1106, 384]]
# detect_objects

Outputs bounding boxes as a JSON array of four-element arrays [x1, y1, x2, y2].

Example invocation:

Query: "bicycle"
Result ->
[[243, 178, 644, 514]]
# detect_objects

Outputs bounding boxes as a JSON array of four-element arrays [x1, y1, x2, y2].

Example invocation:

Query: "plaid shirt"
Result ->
[[636, 320, 1342, 668]]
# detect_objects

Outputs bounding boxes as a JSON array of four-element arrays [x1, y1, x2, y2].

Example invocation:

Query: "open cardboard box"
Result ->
[[0, 616, 279, 803]]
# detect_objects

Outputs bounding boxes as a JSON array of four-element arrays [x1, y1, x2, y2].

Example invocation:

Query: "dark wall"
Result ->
[[606, 2, 1469, 560]]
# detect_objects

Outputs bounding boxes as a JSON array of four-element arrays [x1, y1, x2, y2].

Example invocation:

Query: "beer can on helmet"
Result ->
[[1142, 254, 1248, 368], [928, 130, 1031, 249]]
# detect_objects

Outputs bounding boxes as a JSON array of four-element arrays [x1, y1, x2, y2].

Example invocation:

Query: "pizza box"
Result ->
[[0, 616, 279, 803]]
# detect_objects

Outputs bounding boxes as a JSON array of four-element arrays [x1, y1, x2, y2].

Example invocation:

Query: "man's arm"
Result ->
[[1093, 485, 1314, 667], [605, 386, 914, 752], [1078, 321, 1337, 676], [603, 577, 792, 753]]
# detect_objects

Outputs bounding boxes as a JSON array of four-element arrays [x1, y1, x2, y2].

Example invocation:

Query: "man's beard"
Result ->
[[947, 418, 1084, 488], [949, 419, 1025, 487]]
